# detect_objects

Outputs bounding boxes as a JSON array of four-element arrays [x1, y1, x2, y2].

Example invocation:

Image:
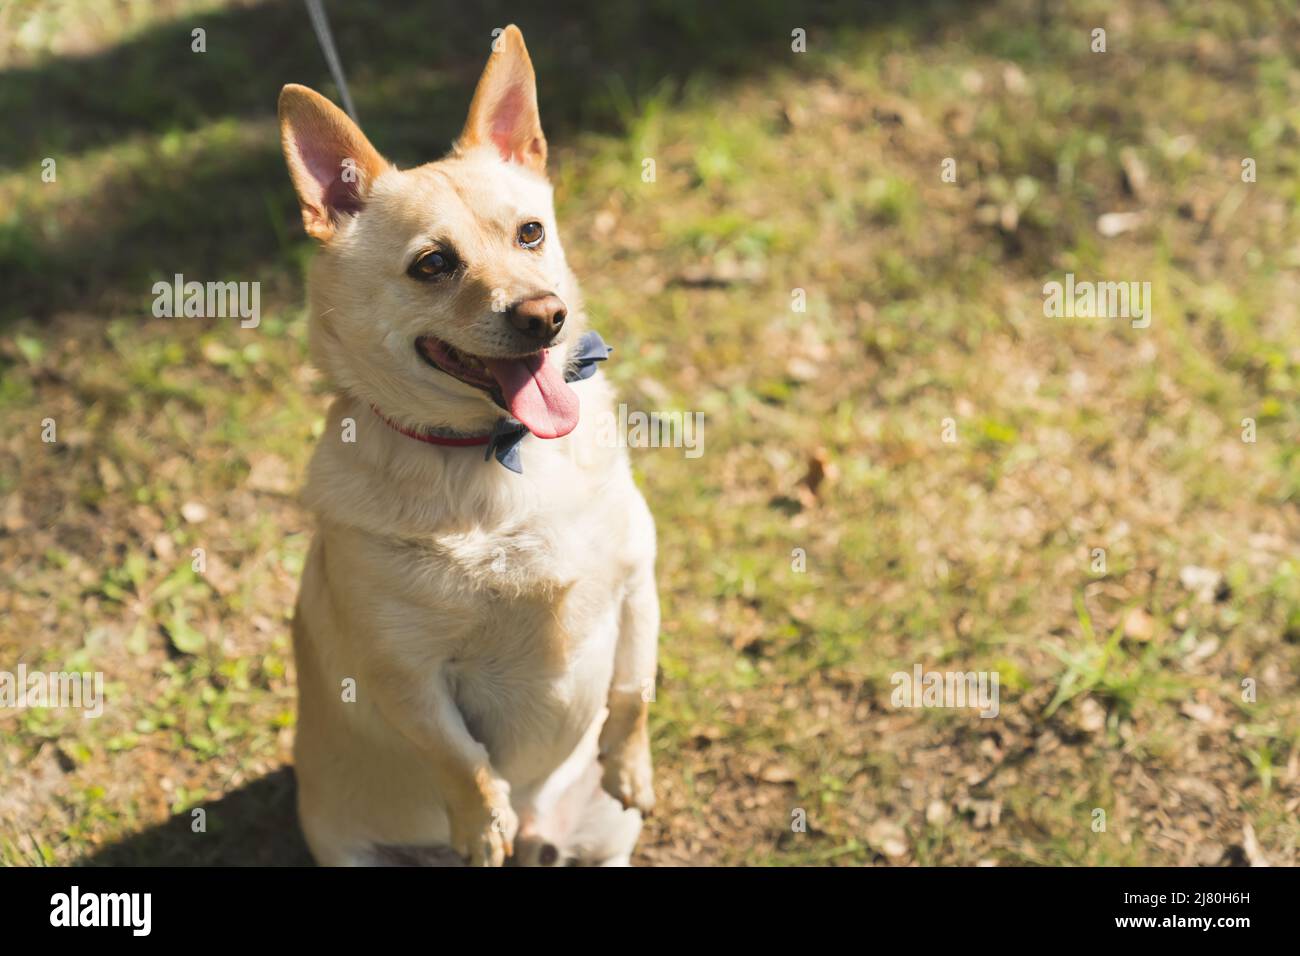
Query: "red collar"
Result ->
[[369, 405, 491, 447]]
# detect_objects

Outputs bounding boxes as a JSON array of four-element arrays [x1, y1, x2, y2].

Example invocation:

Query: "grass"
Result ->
[[0, 0, 1298, 866]]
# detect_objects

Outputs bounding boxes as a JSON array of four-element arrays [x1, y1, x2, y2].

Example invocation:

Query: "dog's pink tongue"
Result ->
[[482, 349, 579, 439]]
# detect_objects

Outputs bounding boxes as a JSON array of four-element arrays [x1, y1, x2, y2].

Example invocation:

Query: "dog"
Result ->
[[278, 25, 659, 866]]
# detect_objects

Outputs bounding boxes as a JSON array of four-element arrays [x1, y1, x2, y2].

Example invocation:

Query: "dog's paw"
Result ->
[[449, 785, 518, 867], [599, 742, 654, 815]]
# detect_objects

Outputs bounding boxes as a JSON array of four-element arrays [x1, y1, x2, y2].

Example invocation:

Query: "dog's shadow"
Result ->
[[81, 767, 314, 867]]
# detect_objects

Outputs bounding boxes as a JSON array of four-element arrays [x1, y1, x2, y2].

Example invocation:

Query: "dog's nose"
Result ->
[[538, 843, 561, 866], [507, 294, 566, 342]]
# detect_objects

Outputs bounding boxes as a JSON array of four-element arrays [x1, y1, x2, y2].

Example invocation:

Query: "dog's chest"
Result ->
[[416, 521, 615, 651], [406, 528, 622, 775], [399, 516, 601, 613]]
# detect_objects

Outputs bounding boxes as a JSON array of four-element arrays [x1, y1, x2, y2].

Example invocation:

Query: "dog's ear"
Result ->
[[457, 25, 548, 174], [278, 84, 389, 241]]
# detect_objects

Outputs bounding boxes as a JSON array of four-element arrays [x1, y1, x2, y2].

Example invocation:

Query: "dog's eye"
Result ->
[[517, 221, 544, 249], [408, 250, 458, 281]]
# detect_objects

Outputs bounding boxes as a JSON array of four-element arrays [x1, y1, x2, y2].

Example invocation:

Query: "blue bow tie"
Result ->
[[485, 330, 612, 473]]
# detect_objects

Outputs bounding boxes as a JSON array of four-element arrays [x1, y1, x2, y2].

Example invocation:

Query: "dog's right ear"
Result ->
[[278, 84, 389, 241]]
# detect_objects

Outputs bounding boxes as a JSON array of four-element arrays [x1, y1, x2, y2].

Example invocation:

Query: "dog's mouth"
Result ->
[[415, 335, 579, 439], [415, 336, 498, 391]]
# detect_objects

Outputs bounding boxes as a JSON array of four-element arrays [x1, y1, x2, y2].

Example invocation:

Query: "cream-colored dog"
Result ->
[[278, 26, 658, 867]]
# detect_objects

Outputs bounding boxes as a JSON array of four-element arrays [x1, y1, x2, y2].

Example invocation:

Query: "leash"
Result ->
[[303, 0, 359, 121]]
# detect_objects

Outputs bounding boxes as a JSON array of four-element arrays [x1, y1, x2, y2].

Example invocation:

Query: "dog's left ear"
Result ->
[[457, 25, 547, 174]]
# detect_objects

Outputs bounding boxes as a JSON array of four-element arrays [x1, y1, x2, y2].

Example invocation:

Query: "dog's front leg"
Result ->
[[599, 556, 659, 815], [367, 655, 518, 866]]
